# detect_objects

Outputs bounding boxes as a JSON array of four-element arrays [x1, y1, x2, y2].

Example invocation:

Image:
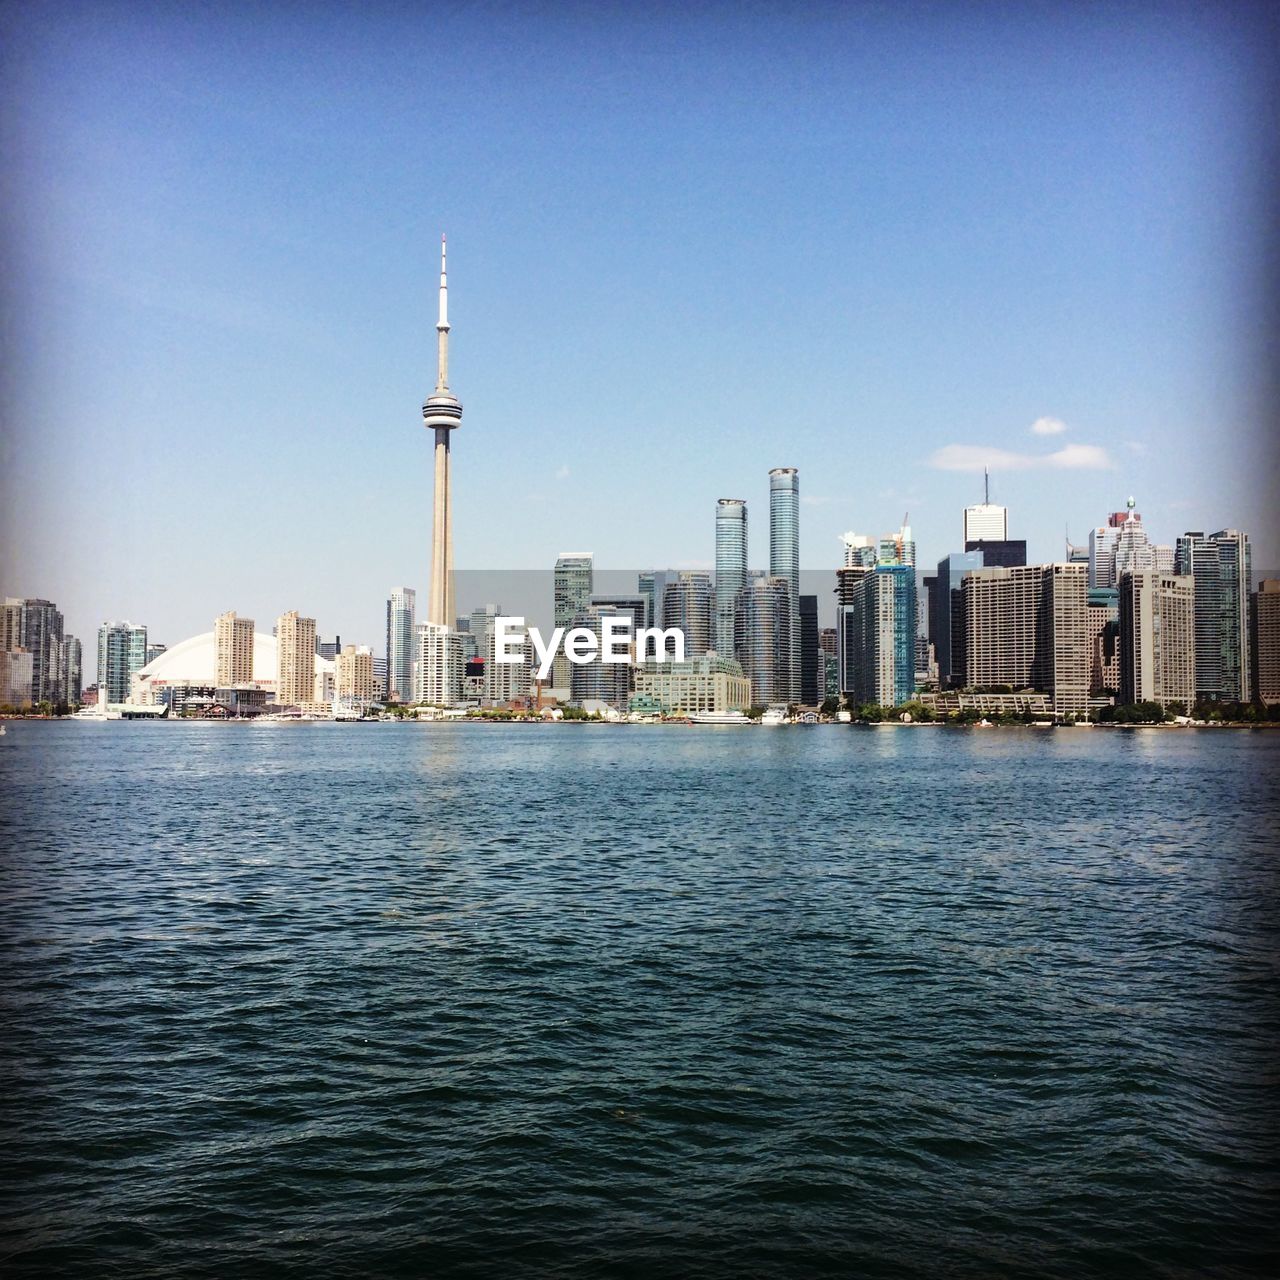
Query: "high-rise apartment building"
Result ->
[[1175, 529, 1252, 703], [96, 620, 147, 704], [275, 611, 317, 707], [414, 622, 463, 706], [1253, 580, 1280, 706], [553, 553, 594, 688], [335, 645, 375, 703], [214, 611, 255, 686], [963, 563, 1089, 718], [0, 649, 34, 707], [5, 597, 67, 704], [1118, 571, 1196, 709], [837, 564, 917, 709], [715, 499, 748, 656], [1086, 586, 1120, 695], [569, 604, 636, 710], [769, 468, 800, 701], [662, 573, 715, 658], [734, 576, 793, 707], [840, 533, 877, 569], [879, 521, 916, 568], [637, 570, 674, 630], [386, 587, 416, 703]]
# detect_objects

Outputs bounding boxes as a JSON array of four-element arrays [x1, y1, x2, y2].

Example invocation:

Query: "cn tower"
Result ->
[[424, 235, 463, 626]]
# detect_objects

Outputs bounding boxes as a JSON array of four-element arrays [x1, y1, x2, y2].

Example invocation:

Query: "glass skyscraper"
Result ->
[[1175, 529, 1252, 703], [714, 499, 747, 657], [553, 553, 594, 689], [837, 564, 917, 710], [96, 620, 148, 704], [663, 572, 715, 658], [385, 587, 416, 703], [769, 468, 800, 701], [734, 576, 793, 708], [932, 550, 984, 687]]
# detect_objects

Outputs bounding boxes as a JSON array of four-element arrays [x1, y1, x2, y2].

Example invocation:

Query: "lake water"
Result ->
[[1, 723, 1277, 1277]]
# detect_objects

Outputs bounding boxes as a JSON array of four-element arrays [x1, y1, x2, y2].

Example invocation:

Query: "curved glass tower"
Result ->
[[715, 499, 747, 657], [769, 468, 800, 700]]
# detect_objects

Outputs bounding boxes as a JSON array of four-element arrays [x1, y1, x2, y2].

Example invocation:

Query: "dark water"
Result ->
[[1, 723, 1277, 1278]]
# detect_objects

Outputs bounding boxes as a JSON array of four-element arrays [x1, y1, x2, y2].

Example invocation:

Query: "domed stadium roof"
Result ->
[[137, 632, 334, 685]]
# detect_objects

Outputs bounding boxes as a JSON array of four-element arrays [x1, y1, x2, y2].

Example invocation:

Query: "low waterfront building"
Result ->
[[632, 654, 751, 715], [918, 690, 1053, 716]]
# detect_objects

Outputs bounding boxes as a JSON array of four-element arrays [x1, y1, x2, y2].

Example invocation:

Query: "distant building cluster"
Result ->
[[6, 251, 1276, 724]]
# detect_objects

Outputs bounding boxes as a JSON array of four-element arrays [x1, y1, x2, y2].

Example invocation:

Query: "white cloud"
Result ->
[[1030, 416, 1068, 436], [929, 442, 1112, 472]]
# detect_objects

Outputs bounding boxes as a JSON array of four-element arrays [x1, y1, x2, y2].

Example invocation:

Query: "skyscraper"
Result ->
[[1253, 580, 1280, 706], [838, 564, 917, 709], [799, 594, 820, 704], [414, 623, 464, 706], [553, 553, 594, 689], [1175, 529, 1253, 703], [769, 467, 800, 701], [879, 520, 916, 568], [275, 611, 317, 707], [335, 645, 375, 703], [1118, 571, 1196, 709], [734, 576, 793, 707], [663, 572, 715, 658], [5, 597, 66, 704], [424, 236, 463, 628], [569, 604, 635, 710], [963, 472, 1008, 544], [637, 570, 674, 630], [214, 611, 255, 686], [962, 564, 1089, 718], [97, 620, 148, 704], [715, 499, 748, 656], [386, 587, 416, 703], [932, 550, 984, 688], [840, 533, 877, 569]]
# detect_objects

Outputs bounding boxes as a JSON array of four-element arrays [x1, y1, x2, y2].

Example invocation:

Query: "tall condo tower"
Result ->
[[424, 236, 463, 627], [769, 468, 800, 701], [715, 499, 747, 657]]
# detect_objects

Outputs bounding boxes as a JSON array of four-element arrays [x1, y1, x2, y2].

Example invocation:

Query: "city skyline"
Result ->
[[2, 4, 1277, 651]]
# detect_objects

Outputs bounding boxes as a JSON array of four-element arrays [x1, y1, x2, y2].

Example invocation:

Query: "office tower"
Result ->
[[386, 587, 416, 702], [734, 576, 793, 706], [47, 634, 81, 706], [5, 597, 65, 703], [214, 611, 255, 686], [932, 551, 984, 688], [335, 645, 375, 702], [840, 533, 877, 569], [769, 467, 800, 699], [96, 620, 147, 704], [1086, 586, 1120, 695], [879, 520, 916, 568], [146, 643, 167, 665], [553, 552, 594, 688], [715, 499, 748, 656], [1118, 572, 1196, 709], [963, 564, 1089, 718], [1088, 524, 1119, 588], [662, 572, 715, 658], [568, 604, 636, 709], [1175, 529, 1253, 703], [837, 564, 917, 709], [799, 595, 820, 703], [414, 622, 464, 705], [963, 471, 1008, 544], [317, 636, 342, 662], [964, 538, 1027, 568], [467, 604, 501, 664], [0, 649, 34, 707], [1153, 544, 1175, 573], [1066, 538, 1090, 565], [424, 236, 463, 627], [372, 655, 388, 701], [1253, 581, 1280, 706], [275, 611, 317, 707]]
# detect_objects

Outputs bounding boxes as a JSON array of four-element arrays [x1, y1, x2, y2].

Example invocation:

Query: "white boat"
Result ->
[[761, 706, 788, 726], [687, 710, 750, 725]]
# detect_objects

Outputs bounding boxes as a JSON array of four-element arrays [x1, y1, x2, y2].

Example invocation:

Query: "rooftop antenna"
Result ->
[[984, 467, 990, 505]]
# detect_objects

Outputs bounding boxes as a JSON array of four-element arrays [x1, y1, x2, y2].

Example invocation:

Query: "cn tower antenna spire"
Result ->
[[436, 234, 450, 391]]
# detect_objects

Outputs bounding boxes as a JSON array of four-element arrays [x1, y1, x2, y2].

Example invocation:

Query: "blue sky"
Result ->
[[2, 1, 1276, 649]]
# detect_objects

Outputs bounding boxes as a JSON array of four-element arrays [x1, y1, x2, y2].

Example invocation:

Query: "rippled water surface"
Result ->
[[2, 722, 1278, 1277]]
